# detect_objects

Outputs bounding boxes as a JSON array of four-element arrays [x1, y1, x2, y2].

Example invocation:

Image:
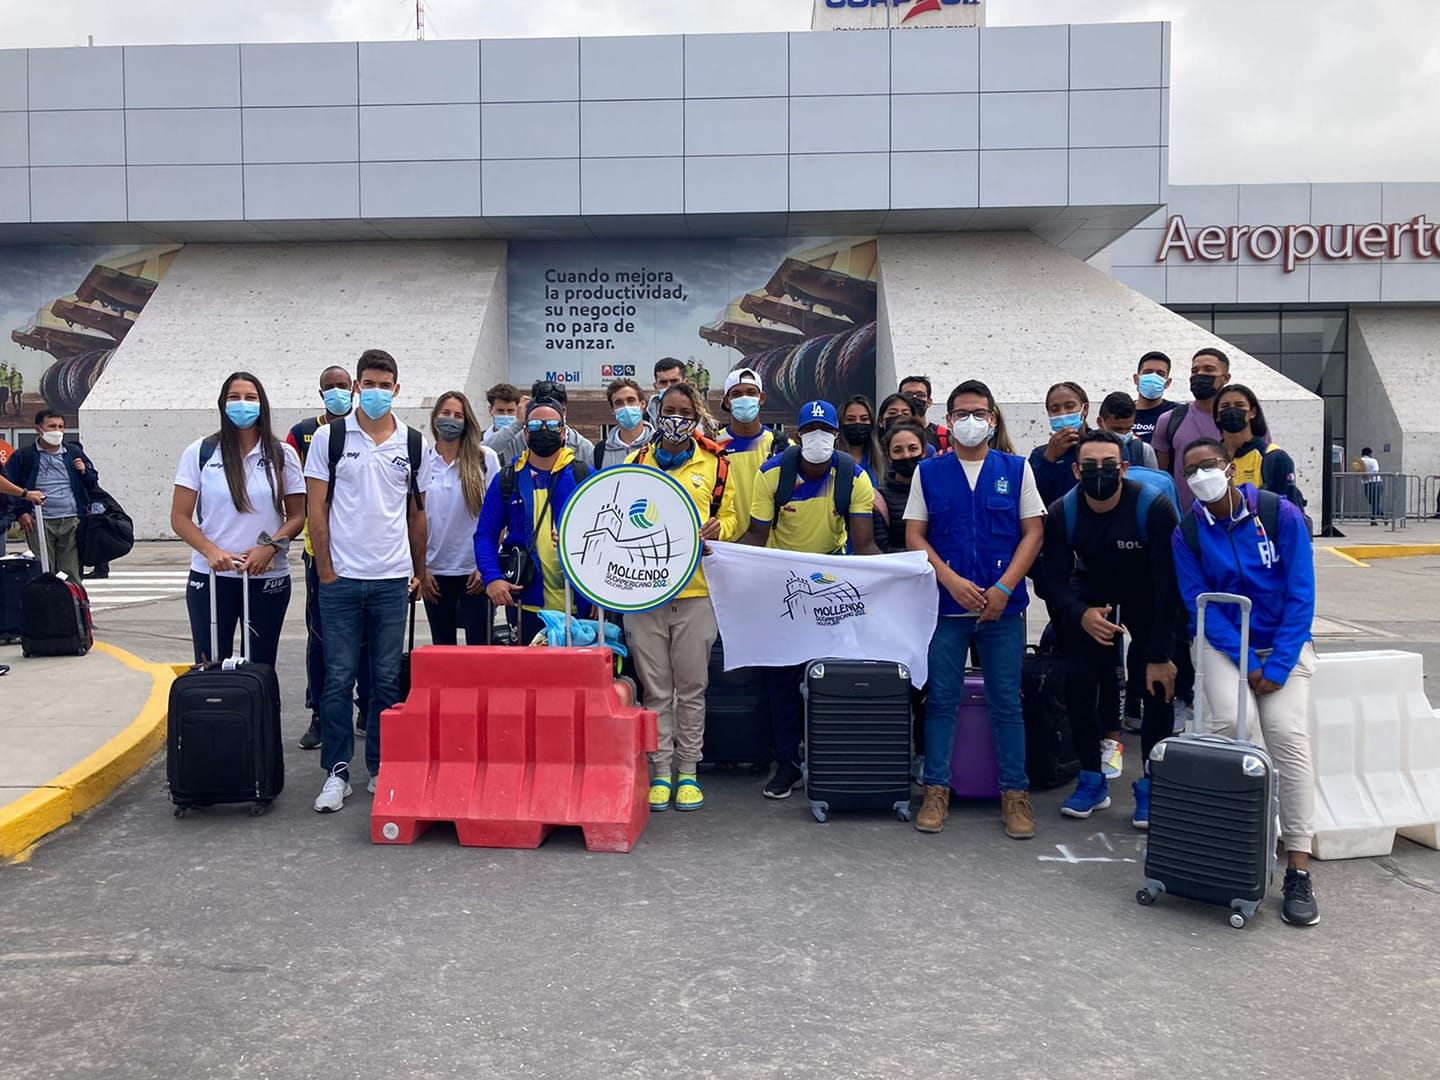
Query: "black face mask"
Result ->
[[1079, 469, 1122, 501], [527, 429, 564, 458], [841, 423, 873, 448], [1216, 408, 1250, 434], [1189, 374, 1220, 400], [890, 457, 920, 480]]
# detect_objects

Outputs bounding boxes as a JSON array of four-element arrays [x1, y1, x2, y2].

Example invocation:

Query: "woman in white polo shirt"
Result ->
[[418, 391, 500, 644], [170, 372, 306, 666]]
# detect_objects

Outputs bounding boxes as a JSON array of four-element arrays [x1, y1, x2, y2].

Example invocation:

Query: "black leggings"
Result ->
[[1058, 622, 1174, 773], [186, 571, 291, 667], [422, 574, 493, 646]]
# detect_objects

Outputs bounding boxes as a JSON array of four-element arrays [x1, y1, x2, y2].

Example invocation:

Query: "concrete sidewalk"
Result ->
[[0, 640, 175, 858]]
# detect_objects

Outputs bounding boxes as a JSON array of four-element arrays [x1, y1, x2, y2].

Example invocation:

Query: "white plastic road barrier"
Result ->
[[1308, 651, 1440, 860]]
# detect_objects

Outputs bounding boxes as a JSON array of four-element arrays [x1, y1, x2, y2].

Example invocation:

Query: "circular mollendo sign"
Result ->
[[557, 463, 703, 614]]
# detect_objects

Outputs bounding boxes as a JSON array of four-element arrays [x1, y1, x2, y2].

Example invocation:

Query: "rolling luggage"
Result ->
[[20, 504, 93, 657], [702, 637, 772, 768], [1, 552, 41, 643], [803, 658, 913, 823], [1138, 593, 1277, 929], [167, 570, 284, 816], [949, 672, 1000, 798], [1022, 640, 1080, 790]]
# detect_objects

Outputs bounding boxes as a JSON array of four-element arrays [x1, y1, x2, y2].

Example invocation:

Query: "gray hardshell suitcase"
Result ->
[[1138, 593, 1279, 929]]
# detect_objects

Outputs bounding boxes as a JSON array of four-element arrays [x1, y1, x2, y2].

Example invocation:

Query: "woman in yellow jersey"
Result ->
[[1215, 384, 1307, 509], [625, 383, 741, 813]]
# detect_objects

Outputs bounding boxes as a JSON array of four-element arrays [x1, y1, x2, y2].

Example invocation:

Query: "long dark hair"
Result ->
[[878, 392, 923, 429], [216, 371, 283, 515], [842, 393, 885, 475], [1216, 383, 1270, 440]]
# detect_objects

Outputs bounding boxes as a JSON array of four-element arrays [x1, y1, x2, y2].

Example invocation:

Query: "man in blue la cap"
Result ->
[[742, 398, 879, 798]]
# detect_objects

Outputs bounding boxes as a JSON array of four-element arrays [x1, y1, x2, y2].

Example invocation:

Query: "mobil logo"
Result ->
[[826, 0, 980, 21], [544, 371, 583, 383]]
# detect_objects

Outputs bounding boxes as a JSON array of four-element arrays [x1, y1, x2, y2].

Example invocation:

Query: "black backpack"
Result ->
[[772, 446, 854, 523], [1178, 488, 1282, 557], [325, 417, 425, 511]]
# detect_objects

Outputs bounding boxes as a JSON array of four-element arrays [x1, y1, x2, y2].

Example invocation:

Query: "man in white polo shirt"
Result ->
[[304, 349, 434, 813]]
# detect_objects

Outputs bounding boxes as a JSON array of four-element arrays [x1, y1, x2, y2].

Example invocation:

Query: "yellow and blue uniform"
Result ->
[[626, 437, 740, 598], [750, 454, 875, 555], [718, 426, 784, 537]]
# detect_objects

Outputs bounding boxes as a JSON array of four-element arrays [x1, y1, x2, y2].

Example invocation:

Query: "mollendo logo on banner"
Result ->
[[558, 465, 703, 614]]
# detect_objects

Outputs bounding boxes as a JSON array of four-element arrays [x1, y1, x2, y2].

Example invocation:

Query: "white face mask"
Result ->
[[40, 430, 64, 447], [801, 430, 837, 464], [951, 415, 992, 448], [1187, 467, 1230, 505]]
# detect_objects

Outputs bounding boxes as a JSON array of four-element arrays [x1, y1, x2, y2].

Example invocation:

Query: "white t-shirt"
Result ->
[[1361, 455, 1381, 483], [426, 445, 500, 576], [175, 437, 306, 579], [303, 420, 434, 581], [903, 457, 1047, 521]]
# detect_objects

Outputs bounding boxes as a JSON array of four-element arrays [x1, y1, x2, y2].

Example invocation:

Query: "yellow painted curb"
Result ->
[[0, 643, 178, 860], [1333, 544, 1440, 562], [1324, 547, 1370, 568]]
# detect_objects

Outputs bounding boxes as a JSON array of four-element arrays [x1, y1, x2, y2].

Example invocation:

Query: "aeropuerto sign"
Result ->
[[1156, 214, 1440, 273]]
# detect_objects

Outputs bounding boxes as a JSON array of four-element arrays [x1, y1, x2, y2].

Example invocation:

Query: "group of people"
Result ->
[[0, 363, 24, 419], [159, 344, 1319, 928]]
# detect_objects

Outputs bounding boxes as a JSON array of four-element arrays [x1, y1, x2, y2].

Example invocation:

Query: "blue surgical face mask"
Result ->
[[1049, 412, 1084, 433], [728, 395, 761, 424], [1137, 373, 1167, 400], [359, 388, 394, 421], [1118, 431, 1134, 445], [614, 405, 644, 430], [322, 387, 352, 415], [492, 414, 516, 430], [225, 400, 260, 429]]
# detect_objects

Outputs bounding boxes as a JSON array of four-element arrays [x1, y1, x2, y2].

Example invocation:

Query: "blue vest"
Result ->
[[917, 450, 1030, 617]]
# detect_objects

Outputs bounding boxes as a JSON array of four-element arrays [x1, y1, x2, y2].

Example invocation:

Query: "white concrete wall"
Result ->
[[82, 240, 508, 537], [877, 231, 1324, 498], [1348, 307, 1440, 487]]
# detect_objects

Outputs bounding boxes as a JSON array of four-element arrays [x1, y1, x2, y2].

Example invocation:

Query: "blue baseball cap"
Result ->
[[797, 400, 838, 431]]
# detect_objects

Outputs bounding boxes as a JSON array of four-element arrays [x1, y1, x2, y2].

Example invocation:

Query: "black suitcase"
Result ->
[[20, 506, 93, 657], [1022, 637, 1080, 790], [1, 553, 41, 643], [167, 570, 284, 816], [802, 658, 913, 824], [702, 637, 772, 768], [1138, 593, 1277, 929]]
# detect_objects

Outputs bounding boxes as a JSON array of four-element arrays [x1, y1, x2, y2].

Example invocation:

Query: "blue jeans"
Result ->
[[923, 614, 1028, 791], [317, 576, 409, 776], [304, 553, 369, 715]]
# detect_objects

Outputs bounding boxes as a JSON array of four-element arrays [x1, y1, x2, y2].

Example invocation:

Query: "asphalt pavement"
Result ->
[[2, 539, 1440, 1079]]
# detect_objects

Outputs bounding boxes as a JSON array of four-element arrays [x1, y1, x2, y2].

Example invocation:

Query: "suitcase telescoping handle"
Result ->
[[208, 564, 252, 666], [1194, 592, 1253, 742], [33, 500, 49, 575]]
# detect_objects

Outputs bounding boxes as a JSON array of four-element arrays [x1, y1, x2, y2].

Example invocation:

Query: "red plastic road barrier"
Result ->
[[371, 646, 658, 853]]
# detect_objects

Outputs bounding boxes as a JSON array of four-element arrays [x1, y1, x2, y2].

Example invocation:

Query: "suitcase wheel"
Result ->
[[249, 802, 269, 817], [173, 805, 190, 819], [1136, 888, 1158, 906], [810, 801, 829, 824], [894, 802, 913, 823], [1228, 912, 1247, 929]]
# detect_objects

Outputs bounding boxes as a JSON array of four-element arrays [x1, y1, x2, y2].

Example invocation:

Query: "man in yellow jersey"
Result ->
[[742, 399, 879, 798], [715, 367, 789, 536], [288, 365, 363, 750], [476, 397, 591, 644]]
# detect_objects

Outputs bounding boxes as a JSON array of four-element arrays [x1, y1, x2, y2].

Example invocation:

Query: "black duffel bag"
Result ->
[[1022, 627, 1080, 790], [80, 485, 135, 566]]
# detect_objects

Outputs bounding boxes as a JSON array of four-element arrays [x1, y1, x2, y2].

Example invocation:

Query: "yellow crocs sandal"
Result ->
[[649, 778, 674, 811], [674, 775, 704, 812]]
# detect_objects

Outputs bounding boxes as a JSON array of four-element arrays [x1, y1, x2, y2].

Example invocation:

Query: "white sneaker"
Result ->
[[366, 776, 378, 795], [314, 772, 352, 813], [1100, 738, 1123, 780], [1173, 701, 1193, 735]]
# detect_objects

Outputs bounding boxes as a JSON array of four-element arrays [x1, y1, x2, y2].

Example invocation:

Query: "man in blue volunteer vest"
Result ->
[[904, 380, 1045, 839]]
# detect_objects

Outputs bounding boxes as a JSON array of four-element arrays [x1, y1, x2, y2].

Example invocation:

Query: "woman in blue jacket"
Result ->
[[475, 398, 591, 645], [1171, 435, 1320, 928], [1029, 381, 1091, 509]]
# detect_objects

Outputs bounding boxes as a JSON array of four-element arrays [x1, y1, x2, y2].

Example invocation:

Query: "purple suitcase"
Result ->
[[950, 673, 1001, 798]]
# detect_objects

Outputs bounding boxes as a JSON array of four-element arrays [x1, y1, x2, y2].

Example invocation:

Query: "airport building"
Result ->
[[0, 7, 1433, 535]]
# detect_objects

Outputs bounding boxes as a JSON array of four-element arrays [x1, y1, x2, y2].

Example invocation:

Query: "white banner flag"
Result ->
[[702, 542, 939, 687]]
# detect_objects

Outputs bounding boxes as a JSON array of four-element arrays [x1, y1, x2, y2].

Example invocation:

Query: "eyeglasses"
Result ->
[[526, 419, 562, 433], [1078, 461, 1121, 476], [948, 409, 992, 422], [1181, 457, 1226, 478]]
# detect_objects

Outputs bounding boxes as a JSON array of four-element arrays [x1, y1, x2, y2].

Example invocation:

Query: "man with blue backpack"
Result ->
[[1036, 430, 1180, 829]]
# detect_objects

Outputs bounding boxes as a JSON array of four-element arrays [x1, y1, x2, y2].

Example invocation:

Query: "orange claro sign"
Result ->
[[1155, 214, 1439, 273]]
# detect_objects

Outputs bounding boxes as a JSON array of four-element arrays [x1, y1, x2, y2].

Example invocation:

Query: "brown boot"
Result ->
[[1001, 790, 1036, 839], [915, 784, 950, 833]]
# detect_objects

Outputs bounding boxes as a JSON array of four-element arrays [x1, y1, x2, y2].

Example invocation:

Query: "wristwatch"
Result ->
[[258, 531, 291, 553]]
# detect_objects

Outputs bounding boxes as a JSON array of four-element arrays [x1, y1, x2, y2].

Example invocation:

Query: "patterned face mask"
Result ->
[[659, 415, 698, 443]]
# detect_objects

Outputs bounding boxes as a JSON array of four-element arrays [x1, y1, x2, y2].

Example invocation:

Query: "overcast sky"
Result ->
[[4, 0, 1436, 185]]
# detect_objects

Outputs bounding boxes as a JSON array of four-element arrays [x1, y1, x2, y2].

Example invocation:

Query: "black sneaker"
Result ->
[[763, 760, 804, 800], [1281, 868, 1320, 926], [298, 714, 322, 750]]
